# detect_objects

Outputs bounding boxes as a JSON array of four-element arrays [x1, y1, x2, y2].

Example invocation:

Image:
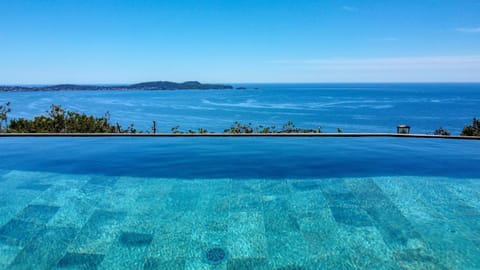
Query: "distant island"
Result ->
[[0, 81, 234, 92]]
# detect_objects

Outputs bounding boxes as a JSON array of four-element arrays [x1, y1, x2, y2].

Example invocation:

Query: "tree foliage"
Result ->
[[434, 127, 450, 136], [223, 121, 321, 134], [6, 104, 136, 133], [461, 118, 480, 136], [0, 101, 11, 131]]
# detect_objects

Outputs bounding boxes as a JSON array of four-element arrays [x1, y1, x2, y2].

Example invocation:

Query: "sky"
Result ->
[[1, 0, 480, 83]]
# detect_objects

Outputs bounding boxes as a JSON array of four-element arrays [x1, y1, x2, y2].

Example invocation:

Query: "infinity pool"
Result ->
[[0, 138, 479, 269]]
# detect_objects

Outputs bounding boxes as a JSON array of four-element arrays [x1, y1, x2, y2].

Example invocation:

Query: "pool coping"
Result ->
[[1, 133, 480, 140]]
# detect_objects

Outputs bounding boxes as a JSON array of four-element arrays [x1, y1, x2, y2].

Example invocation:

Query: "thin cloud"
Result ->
[[342, 6, 358, 12], [456, 27, 480, 33], [269, 56, 480, 70]]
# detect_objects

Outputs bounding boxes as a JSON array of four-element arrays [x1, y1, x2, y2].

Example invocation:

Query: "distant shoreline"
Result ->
[[0, 80, 234, 92]]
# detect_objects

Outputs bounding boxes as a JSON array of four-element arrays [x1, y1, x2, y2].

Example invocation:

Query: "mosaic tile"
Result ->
[[322, 192, 359, 208], [144, 257, 186, 270], [290, 189, 329, 215], [446, 203, 480, 218], [203, 212, 229, 232], [184, 257, 227, 270], [31, 185, 80, 206], [7, 226, 78, 270], [98, 188, 142, 212], [0, 243, 22, 269], [141, 178, 175, 190], [1, 170, 480, 269], [87, 176, 118, 187], [152, 211, 202, 234], [198, 195, 230, 213], [56, 252, 105, 269], [165, 191, 200, 211], [348, 178, 408, 209], [330, 207, 373, 227], [0, 173, 6, 183], [374, 178, 443, 225], [302, 231, 338, 257], [273, 266, 306, 270], [16, 183, 52, 191], [364, 205, 421, 247], [414, 180, 457, 208], [78, 183, 117, 209], [98, 237, 151, 270], [260, 180, 291, 195], [307, 249, 398, 270], [47, 197, 96, 229], [133, 191, 169, 215], [377, 178, 480, 268], [227, 257, 271, 270], [234, 180, 290, 196], [16, 204, 60, 224], [347, 180, 423, 247], [189, 232, 233, 267], [0, 190, 42, 226], [233, 180, 266, 194], [228, 212, 265, 234], [297, 210, 336, 234], [264, 211, 299, 233], [345, 226, 397, 266], [191, 179, 232, 195], [394, 248, 448, 270], [119, 231, 153, 246], [263, 197, 300, 233], [147, 233, 193, 261], [227, 232, 267, 260], [423, 230, 480, 268], [306, 223, 398, 269], [291, 181, 320, 191], [446, 182, 480, 210], [0, 219, 44, 246], [118, 212, 158, 235], [265, 231, 307, 268], [316, 178, 349, 194], [67, 210, 125, 254], [86, 210, 125, 227], [229, 193, 264, 211], [1, 171, 49, 186], [227, 212, 267, 259], [191, 230, 229, 250], [0, 205, 20, 228]]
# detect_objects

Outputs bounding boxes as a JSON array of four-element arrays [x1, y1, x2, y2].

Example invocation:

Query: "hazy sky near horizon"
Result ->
[[1, 0, 480, 84]]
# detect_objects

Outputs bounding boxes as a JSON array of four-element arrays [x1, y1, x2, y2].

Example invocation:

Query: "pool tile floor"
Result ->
[[0, 170, 479, 269]]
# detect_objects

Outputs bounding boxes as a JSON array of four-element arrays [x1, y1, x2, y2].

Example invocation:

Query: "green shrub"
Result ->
[[0, 101, 11, 131], [461, 118, 480, 136], [7, 104, 135, 133], [434, 127, 450, 136]]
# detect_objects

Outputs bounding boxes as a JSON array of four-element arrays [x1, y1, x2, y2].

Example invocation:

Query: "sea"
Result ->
[[1, 83, 479, 134]]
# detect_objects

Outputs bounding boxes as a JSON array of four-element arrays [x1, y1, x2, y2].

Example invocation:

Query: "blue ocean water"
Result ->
[[1, 84, 480, 269], [1, 83, 479, 134]]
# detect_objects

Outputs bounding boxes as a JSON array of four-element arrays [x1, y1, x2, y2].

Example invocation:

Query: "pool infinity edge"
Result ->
[[1, 133, 480, 140]]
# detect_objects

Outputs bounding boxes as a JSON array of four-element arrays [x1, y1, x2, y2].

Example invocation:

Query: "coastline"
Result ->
[[0, 81, 234, 92]]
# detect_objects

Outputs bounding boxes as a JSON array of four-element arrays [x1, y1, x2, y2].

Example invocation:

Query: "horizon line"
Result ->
[[2, 81, 480, 86]]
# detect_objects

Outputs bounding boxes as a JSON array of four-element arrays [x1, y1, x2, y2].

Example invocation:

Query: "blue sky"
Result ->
[[1, 0, 480, 83]]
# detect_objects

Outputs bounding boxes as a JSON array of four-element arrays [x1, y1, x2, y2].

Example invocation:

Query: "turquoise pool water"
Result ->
[[0, 138, 479, 269]]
